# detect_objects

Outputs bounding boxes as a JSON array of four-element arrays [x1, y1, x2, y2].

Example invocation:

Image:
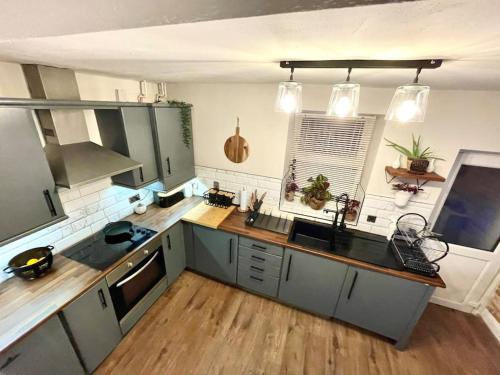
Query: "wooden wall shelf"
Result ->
[[385, 166, 445, 188]]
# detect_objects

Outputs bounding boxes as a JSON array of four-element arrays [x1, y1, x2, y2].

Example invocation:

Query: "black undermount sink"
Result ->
[[288, 218, 402, 270]]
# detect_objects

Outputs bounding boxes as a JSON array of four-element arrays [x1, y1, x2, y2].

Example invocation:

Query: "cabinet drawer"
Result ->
[[237, 268, 280, 297], [238, 245, 283, 269], [238, 256, 281, 278], [238, 236, 284, 257]]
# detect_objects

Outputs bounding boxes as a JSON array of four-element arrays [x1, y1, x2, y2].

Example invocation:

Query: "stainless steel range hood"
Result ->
[[22, 64, 142, 189]]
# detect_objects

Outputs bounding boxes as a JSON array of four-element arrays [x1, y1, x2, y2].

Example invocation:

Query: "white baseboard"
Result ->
[[430, 296, 474, 313], [480, 309, 500, 342]]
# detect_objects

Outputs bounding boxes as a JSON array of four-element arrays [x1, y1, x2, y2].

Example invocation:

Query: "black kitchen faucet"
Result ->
[[323, 193, 350, 233]]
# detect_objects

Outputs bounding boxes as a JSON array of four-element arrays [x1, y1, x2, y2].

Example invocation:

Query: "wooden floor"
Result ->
[[96, 272, 500, 375]]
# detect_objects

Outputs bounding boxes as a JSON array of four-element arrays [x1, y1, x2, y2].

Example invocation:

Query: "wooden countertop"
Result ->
[[218, 210, 446, 289], [0, 196, 202, 354]]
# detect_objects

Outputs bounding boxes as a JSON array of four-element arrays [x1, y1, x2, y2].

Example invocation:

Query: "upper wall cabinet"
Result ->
[[95, 106, 158, 189], [0, 108, 66, 246], [150, 105, 195, 191]]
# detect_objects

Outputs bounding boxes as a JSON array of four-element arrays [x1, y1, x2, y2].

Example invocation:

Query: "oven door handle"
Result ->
[[115, 252, 159, 288]]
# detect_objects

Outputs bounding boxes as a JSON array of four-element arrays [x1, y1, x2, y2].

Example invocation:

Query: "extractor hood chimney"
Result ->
[[22, 64, 142, 189]]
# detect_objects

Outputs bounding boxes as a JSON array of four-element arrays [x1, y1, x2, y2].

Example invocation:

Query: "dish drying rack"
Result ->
[[391, 213, 449, 277]]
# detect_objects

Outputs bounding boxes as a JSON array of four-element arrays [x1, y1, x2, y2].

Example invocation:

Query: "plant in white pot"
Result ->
[[392, 183, 420, 208], [385, 135, 444, 174]]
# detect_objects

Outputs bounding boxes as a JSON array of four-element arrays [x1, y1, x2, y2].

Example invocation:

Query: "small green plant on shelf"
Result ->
[[167, 100, 192, 148], [385, 134, 444, 174], [300, 174, 333, 210]]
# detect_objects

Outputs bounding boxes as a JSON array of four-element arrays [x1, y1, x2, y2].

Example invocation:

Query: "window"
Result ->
[[433, 165, 500, 251], [280, 112, 376, 220]]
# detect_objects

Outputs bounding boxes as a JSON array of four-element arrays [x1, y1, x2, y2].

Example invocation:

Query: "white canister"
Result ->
[[183, 183, 193, 198], [394, 191, 412, 208]]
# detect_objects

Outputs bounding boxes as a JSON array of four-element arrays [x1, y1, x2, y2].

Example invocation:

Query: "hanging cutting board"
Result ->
[[224, 117, 249, 163], [182, 202, 236, 229]]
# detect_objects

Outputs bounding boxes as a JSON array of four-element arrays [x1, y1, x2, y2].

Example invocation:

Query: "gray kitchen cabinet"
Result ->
[[150, 105, 195, 190], [278, 248, 348, 317], [61, 279, 122, 373], [95, 106, 158, 188], [163, 222, 186, 286], [334, 266, 434, 349], [192, 225, 238, 284], [0, 316, 84, 375], [0, 108, 66, 246]]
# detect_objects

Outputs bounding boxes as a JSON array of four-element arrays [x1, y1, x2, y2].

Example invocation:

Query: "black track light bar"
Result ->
[[280, 59, 442, 70]]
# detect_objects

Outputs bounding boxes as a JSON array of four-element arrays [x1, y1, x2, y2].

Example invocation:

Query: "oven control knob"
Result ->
[[144, 249, 149, 255], [127, 261, 133, 268]]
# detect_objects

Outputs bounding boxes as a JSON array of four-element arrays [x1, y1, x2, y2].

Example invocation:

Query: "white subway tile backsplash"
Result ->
[[79, 179, 112, 197], [72, 218, 87, 232], [63, 198, 86, 213], [54, 227, 92, 253], [82, 192, 101, 206], [99, 196, 116, 209], [91, 218, 109, 234], [85, 203, 100, 215]]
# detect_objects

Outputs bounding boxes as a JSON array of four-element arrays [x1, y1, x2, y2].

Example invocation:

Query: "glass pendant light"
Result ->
[[275, 67, 302, 113], [326, 67, 360, 117], [385, 67, 430, 123]]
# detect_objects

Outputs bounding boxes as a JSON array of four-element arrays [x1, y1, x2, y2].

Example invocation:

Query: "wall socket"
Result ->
[[367, 215, 377, 223], [129, 194, 140, 204]]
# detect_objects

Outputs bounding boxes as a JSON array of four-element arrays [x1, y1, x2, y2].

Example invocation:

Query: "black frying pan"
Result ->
[[103, 221, 134, 244]]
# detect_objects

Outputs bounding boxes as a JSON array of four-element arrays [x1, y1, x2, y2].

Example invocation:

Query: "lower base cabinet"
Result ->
[[163, 222, 186, 286], [192, 225, 238, 284], [62, 279, 122, 373], [0, 316, 84, 375], [334, 266, 434, 348], [278, 248, 348, 317]]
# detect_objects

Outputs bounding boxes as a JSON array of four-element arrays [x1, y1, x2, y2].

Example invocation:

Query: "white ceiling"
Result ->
[[1, 0, 500, 90]]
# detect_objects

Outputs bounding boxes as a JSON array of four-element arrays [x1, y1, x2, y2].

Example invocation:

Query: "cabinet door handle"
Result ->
[[0, 354, 20, 370], [166, 157, 171, 175], [166, 234, 172, 250], [250, 255, 265, 262], [250, 275, 263, 282], [43, 189, 57, 217], [347, 271, 359, 300], [97, 288, 108, 309], [251, 244, 266, 250], [229, 238, 233, 264], [139, 167, 144, 182], [250, 265, 264, 272], [285, 254, 293, 281]]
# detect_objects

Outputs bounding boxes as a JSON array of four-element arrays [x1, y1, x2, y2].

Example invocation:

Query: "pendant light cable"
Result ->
[[413, 67, 422, 84], [346, 67, 352, 82], [289, 67, 295, 81]]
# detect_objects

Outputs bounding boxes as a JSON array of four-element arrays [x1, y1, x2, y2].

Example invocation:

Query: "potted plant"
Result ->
[[344, 199, 361, 222], [385, 135, 444, 174], [284, 159, 299, 202], [300, 174, 333, 210], [392, 183, 420, 207]]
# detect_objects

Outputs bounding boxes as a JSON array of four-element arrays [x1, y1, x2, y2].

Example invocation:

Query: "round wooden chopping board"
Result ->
[[224, 118, 249, 163]]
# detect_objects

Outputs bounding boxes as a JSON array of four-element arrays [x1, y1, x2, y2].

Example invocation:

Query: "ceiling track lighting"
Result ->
[[275, 66, 303, 113], [276, 59, 442, 122]]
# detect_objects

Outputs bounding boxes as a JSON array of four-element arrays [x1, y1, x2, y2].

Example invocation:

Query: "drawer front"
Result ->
[[238, 245, 283, 269], [237, 268, 280, 297], [239, 236, 284, 257], [238, 256, 281, 278]]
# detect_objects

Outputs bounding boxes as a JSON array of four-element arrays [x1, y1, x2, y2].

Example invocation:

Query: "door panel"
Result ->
[[192, 225, 237, 284], [163, 222, 186, 285], [278, 248, 348, 317], [62, 279, 122, 373], [0, 108, 65, 244]]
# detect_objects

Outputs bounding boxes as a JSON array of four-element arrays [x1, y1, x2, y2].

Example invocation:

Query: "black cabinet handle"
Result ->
[[167, 234, 172, 250], [250, 255, 265, 262], [139, 167, 144, 182], [229, 238, 233, 264], [251, 243, 266, 250], [347, 271, 359, 300], [285, 254, 293, 281], [98, 288, 108, 309], [166, 157, 171, 175], [0, 354, 20, 370], [250, 275, 263, 282], [43, 189, 57, 217], [250, 265, 264, 272]]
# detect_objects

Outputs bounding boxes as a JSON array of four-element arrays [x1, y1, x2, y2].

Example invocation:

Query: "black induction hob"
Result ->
[[61, 224, 157, 270]]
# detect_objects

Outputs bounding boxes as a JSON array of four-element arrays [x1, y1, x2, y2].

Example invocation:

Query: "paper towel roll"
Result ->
[[238, 188, 249, 212]]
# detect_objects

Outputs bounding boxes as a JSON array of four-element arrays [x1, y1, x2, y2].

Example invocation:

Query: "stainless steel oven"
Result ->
[[106, 236, 167, 334]]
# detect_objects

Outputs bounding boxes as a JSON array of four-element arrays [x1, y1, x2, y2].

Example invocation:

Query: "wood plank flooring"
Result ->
[[96, 272, 500, 375]]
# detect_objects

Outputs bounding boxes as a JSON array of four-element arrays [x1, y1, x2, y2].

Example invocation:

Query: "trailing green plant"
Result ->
[[167, 100, 192, 148], [385, 134, 444, 160], [300, 174, 333, 204]]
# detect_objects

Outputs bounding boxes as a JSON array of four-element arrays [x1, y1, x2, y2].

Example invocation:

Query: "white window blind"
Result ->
[[280, 112, 376, 218]]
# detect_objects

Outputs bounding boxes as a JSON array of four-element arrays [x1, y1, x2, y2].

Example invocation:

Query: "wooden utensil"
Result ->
[[224, 117, 249, 163]]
